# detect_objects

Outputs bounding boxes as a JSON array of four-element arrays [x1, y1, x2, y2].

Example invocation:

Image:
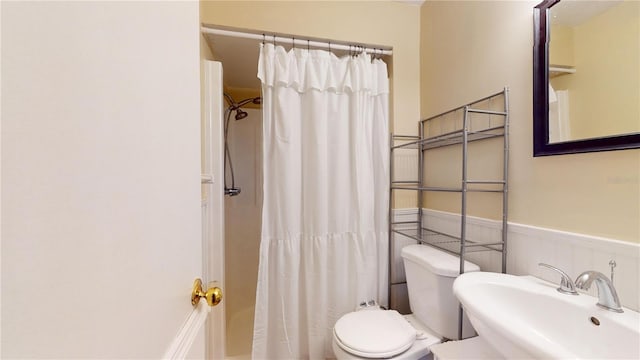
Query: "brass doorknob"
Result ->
[[191, 278, 222, 307]]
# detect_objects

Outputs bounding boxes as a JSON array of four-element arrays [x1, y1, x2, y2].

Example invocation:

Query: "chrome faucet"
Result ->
[[575, 271, 624, 313], [538, 263, 578, 295]]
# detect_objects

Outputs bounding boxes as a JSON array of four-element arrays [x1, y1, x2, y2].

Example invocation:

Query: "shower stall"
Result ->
[[222, 96, 263, 359]]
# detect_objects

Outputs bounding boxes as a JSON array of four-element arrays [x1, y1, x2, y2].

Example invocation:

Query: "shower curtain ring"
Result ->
[[307, 40, 310, 52], [292, 37, 295, 49], [273, 34, 277, 47], [262, 33, 265, 45]]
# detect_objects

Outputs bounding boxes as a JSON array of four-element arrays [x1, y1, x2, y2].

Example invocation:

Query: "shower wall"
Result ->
[[224, 108, 262, 358]]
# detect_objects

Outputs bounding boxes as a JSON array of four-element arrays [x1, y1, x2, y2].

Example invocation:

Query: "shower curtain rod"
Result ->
[[201, 26, 393, 56]]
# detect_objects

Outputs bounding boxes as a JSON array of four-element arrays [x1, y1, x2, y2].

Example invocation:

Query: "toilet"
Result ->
[[332, 244, 480, 359]]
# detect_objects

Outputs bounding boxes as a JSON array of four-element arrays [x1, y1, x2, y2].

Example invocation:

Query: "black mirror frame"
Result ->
[[533, 0, 640, 157]]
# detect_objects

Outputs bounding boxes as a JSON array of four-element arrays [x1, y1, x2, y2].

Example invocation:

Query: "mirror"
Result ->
[[533, 0, 640, 156]]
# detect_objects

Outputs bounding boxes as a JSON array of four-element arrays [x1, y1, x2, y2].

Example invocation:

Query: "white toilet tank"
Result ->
[[401, 244, 480, 340]]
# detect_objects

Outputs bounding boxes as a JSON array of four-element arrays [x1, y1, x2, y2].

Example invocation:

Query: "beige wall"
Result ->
[[549, 25, 574, 66], [421, 1, 640, 243]]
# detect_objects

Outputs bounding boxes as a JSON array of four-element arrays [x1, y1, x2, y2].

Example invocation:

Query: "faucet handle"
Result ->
[[538, 263, 579, 295]]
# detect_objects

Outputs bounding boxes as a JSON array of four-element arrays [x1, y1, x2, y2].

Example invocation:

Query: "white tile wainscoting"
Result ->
[[391, 208, 640, 312]]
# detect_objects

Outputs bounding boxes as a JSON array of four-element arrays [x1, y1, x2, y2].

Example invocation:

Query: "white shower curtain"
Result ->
[[252, 43, 389, 359]]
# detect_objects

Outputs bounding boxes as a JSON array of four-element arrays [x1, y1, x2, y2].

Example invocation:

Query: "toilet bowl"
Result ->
[[332, 308, 441, 360], [332, 244, 480, 359]]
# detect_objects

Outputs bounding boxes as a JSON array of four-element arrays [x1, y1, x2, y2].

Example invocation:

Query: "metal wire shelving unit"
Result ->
[[389, 87, 510, 339]]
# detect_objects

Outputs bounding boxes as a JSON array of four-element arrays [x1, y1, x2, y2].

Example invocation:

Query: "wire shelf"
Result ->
[[392, 227, 504, 255]]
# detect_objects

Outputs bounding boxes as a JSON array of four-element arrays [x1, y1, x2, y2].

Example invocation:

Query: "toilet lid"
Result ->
[[334, 310, 416, 358]]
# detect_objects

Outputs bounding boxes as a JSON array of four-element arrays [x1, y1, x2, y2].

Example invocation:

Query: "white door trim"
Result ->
[[203, 60, 227, 359], [162, 299, 211, 359]]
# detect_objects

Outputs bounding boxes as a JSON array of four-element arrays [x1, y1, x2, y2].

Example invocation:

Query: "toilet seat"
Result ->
[[333, 310, 417, 358]]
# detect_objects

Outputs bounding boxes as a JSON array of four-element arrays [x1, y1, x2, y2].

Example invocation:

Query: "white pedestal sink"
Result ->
[[453, 272, 640, 359]]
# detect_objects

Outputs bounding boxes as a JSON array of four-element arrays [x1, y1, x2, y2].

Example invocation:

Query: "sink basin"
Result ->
[[453, 272, 640, 359]]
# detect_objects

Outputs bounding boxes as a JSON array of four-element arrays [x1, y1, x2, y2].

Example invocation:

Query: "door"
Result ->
[[1, 1, 211, 358], [202, 60, 227, 360]]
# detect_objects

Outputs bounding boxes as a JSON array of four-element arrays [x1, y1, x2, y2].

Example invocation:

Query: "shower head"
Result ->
[[223, 92, 261, 121], [235, 109, 248, 120]]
